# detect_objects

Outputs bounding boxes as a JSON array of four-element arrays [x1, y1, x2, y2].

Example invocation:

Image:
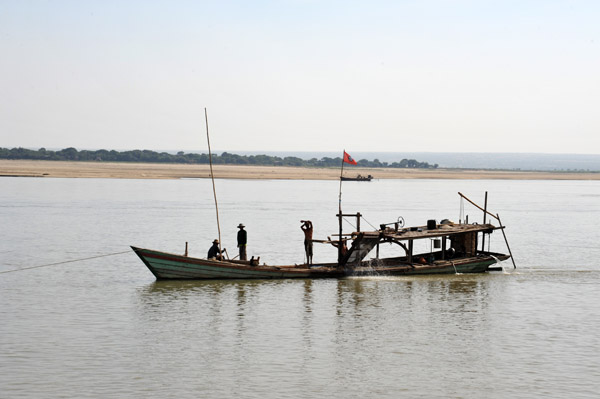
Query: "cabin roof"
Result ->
[[356, 223, 501, 241]]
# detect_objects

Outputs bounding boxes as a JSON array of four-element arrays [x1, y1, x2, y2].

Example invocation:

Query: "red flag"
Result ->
[[343, 151, 357, 165]]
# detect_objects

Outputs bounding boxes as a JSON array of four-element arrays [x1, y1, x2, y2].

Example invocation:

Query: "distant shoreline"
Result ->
[[1, 160, 599, 180]]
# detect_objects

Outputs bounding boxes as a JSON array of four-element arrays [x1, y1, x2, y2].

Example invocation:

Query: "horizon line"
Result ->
[[5, 146, 600, 157]]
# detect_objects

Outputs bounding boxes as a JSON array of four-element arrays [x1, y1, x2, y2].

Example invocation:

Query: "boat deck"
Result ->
[[360, 222, 500, 241]]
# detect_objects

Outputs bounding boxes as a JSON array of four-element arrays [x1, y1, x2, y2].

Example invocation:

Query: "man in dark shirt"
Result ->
[[237, 223, 247, 261], [207, 239, 222, 260]]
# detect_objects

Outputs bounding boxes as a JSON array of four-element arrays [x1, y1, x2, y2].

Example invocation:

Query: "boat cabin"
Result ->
[[334, 213, 502, 268]]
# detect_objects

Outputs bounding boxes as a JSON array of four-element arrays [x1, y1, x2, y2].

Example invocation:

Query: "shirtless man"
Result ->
[[300, 220, 313, 265]]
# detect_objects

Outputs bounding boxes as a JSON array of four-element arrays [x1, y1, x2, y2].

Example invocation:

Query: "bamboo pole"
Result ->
[[458, 192, 499, 221], [496, 213, 517, 269], [459, 191, 515, 268], [205, 108, 222, 255], [481, 191, 488, 251]]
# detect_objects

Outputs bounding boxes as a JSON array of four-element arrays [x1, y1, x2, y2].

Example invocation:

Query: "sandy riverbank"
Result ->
[[1, 159, 599, 180]]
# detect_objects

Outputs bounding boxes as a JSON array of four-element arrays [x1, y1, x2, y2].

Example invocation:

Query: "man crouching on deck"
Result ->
[[207, 239, 223, 260], [301, 220, 313, 265]]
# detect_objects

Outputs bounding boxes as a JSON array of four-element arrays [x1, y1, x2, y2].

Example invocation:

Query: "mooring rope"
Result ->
[[0, 250, 131, 275]]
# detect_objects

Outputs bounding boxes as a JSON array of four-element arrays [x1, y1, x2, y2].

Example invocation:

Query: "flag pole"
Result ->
[[339, 149, 345, 206], [338, 150, 345, 265]]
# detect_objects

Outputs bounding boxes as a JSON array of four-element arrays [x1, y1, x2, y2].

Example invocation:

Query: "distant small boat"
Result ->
[[340, 174, 373, 181]]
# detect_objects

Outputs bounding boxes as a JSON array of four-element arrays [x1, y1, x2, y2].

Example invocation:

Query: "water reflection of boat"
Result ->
[[140, 279, 269, 296], [131, 192, 513, 279]]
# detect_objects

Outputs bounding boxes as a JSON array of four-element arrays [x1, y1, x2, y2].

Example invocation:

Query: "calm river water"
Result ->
[[1, 177, 599, 398]]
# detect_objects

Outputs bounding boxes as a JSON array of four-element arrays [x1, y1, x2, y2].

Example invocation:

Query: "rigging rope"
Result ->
[[342, 215, 377, 231], [342, 216, 356, 230], [360, 216, 378, 230], [0, 250, 130, 275]]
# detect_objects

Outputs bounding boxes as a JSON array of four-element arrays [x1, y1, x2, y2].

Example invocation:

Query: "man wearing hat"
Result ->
[[207, 239, 222, 260], [237, 223, 247, 261]]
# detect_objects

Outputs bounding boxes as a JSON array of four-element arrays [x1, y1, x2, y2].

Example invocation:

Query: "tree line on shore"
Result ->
[[0, 147, 439, 169]]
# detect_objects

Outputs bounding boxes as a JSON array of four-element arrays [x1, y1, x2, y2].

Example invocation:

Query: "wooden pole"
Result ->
[[481, 191, 488, 251], [497, 213, 517, 269], [460, 191, 515, 268], [458, 192, 499, 221], [205, 108, 222, 255]]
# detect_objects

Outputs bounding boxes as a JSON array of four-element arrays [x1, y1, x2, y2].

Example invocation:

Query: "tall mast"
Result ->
[[205, 108, 222, 254]]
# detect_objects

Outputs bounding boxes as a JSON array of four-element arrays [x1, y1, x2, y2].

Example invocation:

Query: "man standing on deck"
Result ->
[[301, 220, 313, 265], [237, 223, 247, 260]]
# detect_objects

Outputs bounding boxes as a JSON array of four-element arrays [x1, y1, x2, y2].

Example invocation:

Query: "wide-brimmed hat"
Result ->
[[238, 223, 245, 228], [213, 239, 219, 244]]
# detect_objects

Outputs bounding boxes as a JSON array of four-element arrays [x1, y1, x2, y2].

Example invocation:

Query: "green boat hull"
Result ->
[[131, 246, 343, 280], [132, 247, 508, 280]]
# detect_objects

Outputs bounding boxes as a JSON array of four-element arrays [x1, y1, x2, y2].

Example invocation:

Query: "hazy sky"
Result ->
[[1, 1, 599, 153]]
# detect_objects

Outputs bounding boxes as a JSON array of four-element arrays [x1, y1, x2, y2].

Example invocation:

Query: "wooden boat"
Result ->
[[341, 174, 372, 181], [131, 192, 513, 279], [131, 124, 512, 279], [131, 246, 344, 279]]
